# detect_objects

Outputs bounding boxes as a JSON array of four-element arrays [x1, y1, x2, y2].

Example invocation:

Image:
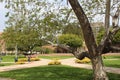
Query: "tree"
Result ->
[[68, 0, 120, 80], [2, 26, 42, 53], [1, 0, 75, 46], [1, 0, 67, 53], [58, 34, 82, 48], [62, 23, 83, 38], [1, 0, 120, 79]]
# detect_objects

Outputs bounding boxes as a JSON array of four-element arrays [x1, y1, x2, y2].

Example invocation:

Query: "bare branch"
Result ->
[[111, 27, 120, 34], [65, 9, 72, 22], [98, 0, 111, 54], [110, 46, 120, 51], [72, 51, 90, 60]]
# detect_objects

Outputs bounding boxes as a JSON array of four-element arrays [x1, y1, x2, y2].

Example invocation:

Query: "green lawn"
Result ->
[[1, 55, 25, 62], [102, 55, 120, 68], [0, 65, 119, 80], [102, 55, 120, 59], [0, 63, 14, 66], [39, 55, 74, 59], [1, 55, 15, 62], [103, 59, 120, 68]]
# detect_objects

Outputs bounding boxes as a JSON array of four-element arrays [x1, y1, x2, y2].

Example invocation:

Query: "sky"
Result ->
[[0, 2, 7, 32], [0, 1, 51, 32], [0, 1, 44, 32]]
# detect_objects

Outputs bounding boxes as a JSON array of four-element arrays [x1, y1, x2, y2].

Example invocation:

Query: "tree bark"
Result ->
[[68, 0, 97, 58], [91, 56, 108, 80], [68, 0, 109, 80]]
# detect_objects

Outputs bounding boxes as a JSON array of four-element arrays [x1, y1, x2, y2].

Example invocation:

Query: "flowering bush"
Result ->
[[30, 58, 40, 61], [16, 61, 25, 64], [18, 58, 28, 62], [75, 57, 91, 63], [48, 60, 61, 65], [18, 57, 40, 62]]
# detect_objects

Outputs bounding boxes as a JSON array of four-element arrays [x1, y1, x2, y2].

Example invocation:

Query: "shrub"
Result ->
[[30, 58, 40, 61], [18, 58, 28, 62], [58, 34, 83, 48], [45, 48, 53, 54], [32, 47, 42, 52], [75, 57, 91, 63], [18, 57, 40, 62], [16, 61, 25, 64], [48, 60, 61, 65]]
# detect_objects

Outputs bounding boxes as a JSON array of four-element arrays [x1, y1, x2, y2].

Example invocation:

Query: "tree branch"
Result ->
[[98, 27, 120, 54], [68, 0, 98, 58], [72, 50, 90, 60], [65, 9, 72, 22], [110, 46, 120, 52]]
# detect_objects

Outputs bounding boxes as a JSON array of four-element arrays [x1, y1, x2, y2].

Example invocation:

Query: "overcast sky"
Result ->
[[0, 2, 7, 32]]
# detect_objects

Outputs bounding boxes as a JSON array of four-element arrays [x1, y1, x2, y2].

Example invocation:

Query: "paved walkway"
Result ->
[[0, 59, 51, 72], [0, 58, 120, 74], [0, 78, 15, 80], [60, 58, 120, 74]]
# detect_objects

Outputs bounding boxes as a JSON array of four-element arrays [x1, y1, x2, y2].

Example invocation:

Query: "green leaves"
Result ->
[[58, 34, 83, 48], [97, 28, 120, 44], [113, 30, 120, 44]]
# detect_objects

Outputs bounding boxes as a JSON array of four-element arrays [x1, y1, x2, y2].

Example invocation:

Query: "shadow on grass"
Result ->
[[0, 65, 119, 80]]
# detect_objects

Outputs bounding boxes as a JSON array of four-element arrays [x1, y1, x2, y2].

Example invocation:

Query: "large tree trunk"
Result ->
[[68, 0, 109, 80], [91, 56, 108, 80]]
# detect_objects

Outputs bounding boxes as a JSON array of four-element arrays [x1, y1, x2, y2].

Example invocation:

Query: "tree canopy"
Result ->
[[58, 34, 83, 48], [1, 0, 79, 52]]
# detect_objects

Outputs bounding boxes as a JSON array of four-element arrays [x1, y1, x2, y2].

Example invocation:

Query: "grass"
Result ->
[[1, 55, 25, 62], [0, 63, 14, 66], [39, 55, 74, 59], [1, 55, 15, 62], [102, 55, 120, 59], [0, 65, 119, 80], [102, 55, 120, 68], [103, 59, 120, 68]]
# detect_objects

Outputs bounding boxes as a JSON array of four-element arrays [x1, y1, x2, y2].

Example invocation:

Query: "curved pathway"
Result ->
[[60, 58, 120, 74], [0, 59, 51, 72], [0, 58, 120, 74]]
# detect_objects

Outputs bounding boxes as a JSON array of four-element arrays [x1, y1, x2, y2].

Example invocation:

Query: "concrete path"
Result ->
[[0, 78, 15, 80], [0, 58, 120, 74], [0, 59, 51, 72], [60, 58, 120, 74]]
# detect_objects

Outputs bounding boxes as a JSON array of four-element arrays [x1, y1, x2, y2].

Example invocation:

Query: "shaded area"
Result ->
[[0, 65, 119, 80]]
